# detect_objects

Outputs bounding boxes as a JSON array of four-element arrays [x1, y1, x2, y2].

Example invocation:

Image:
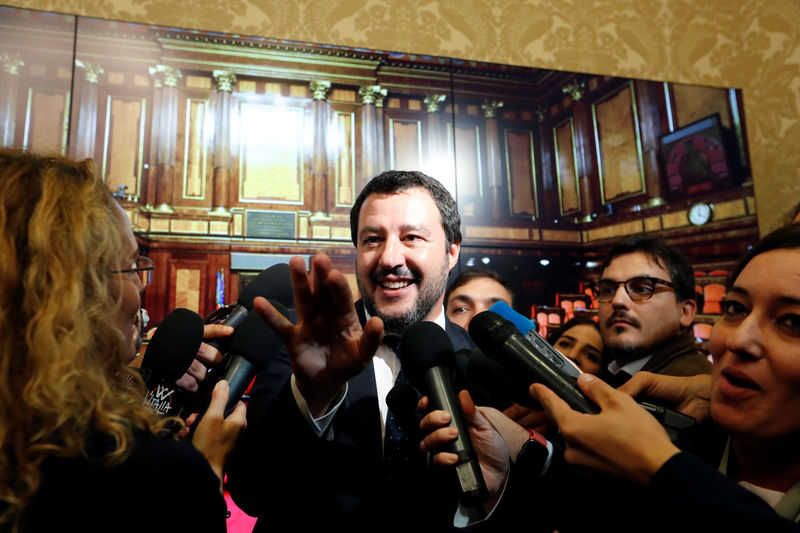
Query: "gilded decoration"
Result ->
[[562, 80, 586, 101], [424, 94, 446, 113], [149, 64, 182, 88], [358, 85, 387, 106], [1, 53, 23, 75], [75, 59, 104, 84], [481, 100, 503, 119], [309, 80, 331, 101], [213, 70, 237, 92]]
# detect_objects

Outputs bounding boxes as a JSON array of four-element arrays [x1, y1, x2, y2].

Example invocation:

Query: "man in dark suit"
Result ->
[[227, 171, 501, 532]]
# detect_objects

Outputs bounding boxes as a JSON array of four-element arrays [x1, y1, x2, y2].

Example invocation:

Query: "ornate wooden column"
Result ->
[[375, 88, 387, 173], [635, 80, 665, 206], [482, 99, 504, 220], [563, 81, 597, 222], [145, 65, 164, 208], [211, 70, 236, 216], [359, 84, 386, 183], [148, 65, 181, 213], [424, 93, 447, 170], [309, 80, 331, 220], [72, 59, 104, 161], [536, 105, 559, 221], [0, 53, 23, 148]]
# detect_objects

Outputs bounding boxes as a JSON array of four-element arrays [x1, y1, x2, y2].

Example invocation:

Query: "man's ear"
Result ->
[[679, 298, 697, 328], [447, 242, 460, 271]]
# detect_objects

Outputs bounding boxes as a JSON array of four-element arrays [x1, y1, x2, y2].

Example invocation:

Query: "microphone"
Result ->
[[400, 321, 489, 506], [140, 308, 204, 417], [204, 262, 292, 352], [488, 301, 582, 379], [219, 300, 289, 416], [470, 311, 601, 414], [386, 381, 420, 435], [469, 311, 696, 441], [465, 348, 539, 408]]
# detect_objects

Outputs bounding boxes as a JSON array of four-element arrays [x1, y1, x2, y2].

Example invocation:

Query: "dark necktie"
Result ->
[[612, 370, 633, 387], [382, 335, 422, 480]]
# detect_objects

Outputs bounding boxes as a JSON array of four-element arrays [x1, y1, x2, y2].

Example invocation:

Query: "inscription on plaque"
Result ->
[[245, 210, 296, 239]]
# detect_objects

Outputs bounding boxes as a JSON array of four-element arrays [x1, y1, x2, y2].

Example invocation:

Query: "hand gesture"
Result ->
[[254, 253, 383, 416]]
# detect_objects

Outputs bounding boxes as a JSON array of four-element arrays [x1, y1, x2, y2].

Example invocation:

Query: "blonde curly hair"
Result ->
[[0, 150, 168, 531]]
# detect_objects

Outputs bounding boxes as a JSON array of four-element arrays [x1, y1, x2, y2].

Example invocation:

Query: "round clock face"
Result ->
[[688, 202, 713, 226]]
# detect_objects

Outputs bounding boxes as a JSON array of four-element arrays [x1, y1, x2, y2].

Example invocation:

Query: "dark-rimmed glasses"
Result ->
[[594, 276, 676, 303], [113, 256, 154, 287]]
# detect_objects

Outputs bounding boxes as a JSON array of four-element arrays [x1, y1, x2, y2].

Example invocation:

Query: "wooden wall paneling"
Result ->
[[537, 118, 559, 221], [175, 88, 212, 207], [553, 117, 581, 216], [385, 108, 425, 172], [452, 116, 486, 219], [672, 83, 731, 129], [23, 84, 70, 155], [503, 125, 538, 218], [634, 79, 666, 205], [233, 92, 308, 207], [570, 99, 598, 221], [328, 101, 361, 213], [591, 81, 645, 205], [102, 91, 147, 198]]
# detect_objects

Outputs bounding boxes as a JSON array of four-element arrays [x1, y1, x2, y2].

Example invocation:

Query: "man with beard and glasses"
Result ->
[[227, 171, 490, 533], [595, 234, 712, 387]]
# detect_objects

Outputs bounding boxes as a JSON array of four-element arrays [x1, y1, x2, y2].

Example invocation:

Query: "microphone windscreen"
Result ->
[[226, 300, 288, 368], [386, 381, 418, 416], [140, 308, 204, 381], [488, 301, 534, 335], [468, 310, 518, 353], [238, 262, 293, 311], [399, 321, 455, 386]]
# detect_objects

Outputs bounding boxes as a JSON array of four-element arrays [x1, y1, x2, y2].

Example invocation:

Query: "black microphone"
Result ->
[[204, 262, 292, 352], [469, 311, 696, 442], [400, 321, 489, 506], [469, 311, 601, 414], [466, 348, 540, 409], [140, 308, 204, 417], [220, 300, 289, 416]]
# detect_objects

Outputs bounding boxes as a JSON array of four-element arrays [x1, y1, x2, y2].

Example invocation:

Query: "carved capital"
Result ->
[[213, 70, 237, 92], [1, 53, 24, 75], [75, 59, 104, 84], [534, 104, 547, 122], [481, 100, 503, 119], [562, 80, 586, 101], [148, 64, 182, 88], [309, 80, 331, 101], [162, 66, 182, 88], [424, 94, 447, 113], [358, 85, 387, 106]]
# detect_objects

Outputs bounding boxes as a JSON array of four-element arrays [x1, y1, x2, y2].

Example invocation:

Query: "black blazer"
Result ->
[[227, 302, 481, 533]]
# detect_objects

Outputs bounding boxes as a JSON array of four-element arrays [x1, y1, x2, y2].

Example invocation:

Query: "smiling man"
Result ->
[[596, 234, 712, 386], [227, 171, 481, 533]]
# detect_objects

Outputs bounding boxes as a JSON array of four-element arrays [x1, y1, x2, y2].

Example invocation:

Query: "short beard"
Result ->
[[606, 341, 648, 366], [358, 257, 450, 336]]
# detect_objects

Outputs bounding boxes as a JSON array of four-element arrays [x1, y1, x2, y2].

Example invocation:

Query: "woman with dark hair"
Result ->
[[0, 150, 245, 532], [547, 316, 606, 375], [534, 223, 800, 530]]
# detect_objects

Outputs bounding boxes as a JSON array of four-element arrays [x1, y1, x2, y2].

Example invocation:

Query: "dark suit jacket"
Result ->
[[619, 452, 800, 532], [227, 302, 481, 533]]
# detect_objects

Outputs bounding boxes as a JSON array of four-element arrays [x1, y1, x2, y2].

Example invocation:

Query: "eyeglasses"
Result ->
[[113, 256, 154, 287], [594, 276, 676, 303]]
